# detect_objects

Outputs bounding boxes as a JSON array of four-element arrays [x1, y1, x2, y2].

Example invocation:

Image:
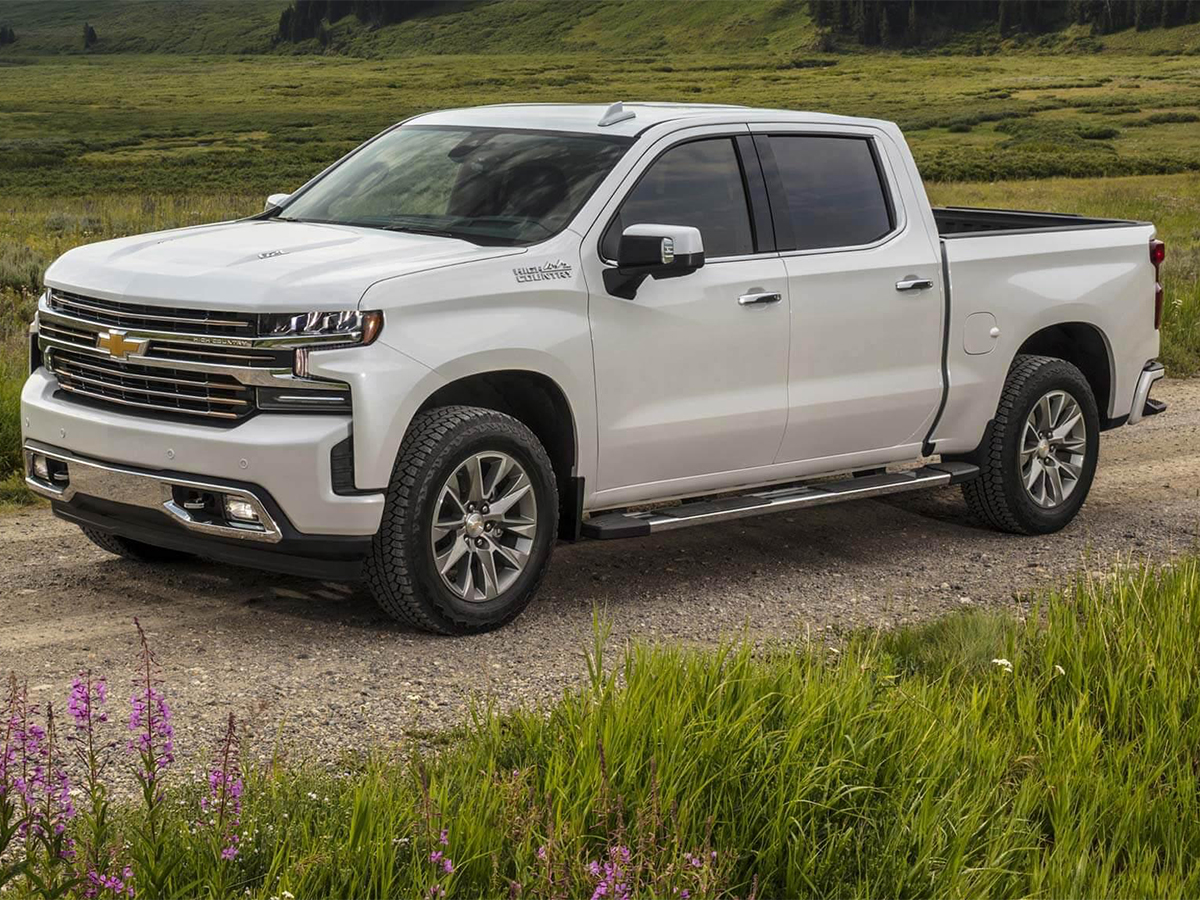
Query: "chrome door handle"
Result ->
[[738, 291, 782, 307], [895, 276, 934, 292]]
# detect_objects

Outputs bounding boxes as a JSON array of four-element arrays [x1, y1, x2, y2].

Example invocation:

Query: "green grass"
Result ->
[[2, 50, 1200, 196], [5, 556, 1200, 897]]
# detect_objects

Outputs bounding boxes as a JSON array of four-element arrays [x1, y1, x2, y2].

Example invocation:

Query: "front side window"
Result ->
[[602, 138, 754, 260], [768, 135, 894, 251], [279, 126, 630, 246]]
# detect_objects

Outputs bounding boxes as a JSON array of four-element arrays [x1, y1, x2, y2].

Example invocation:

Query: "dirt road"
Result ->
[[2, 379, 1197, 769]]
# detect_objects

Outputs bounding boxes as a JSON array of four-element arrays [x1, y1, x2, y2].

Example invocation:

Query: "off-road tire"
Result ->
[[364, 405, 559, 634], [961, 354, 1100, 535], [80, 527, 194, 563]]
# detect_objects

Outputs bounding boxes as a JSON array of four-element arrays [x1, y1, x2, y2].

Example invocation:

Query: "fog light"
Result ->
[[223, 496, 260, 524], [31, 454, 49, 481]]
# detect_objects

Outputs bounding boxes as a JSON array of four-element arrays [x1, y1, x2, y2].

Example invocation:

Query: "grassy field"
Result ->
[[4, 51, 1200, 198], [2, 556, 1199, 898]]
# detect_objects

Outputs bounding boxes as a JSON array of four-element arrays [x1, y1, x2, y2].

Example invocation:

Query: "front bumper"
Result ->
[[20, 368, 384, 536]]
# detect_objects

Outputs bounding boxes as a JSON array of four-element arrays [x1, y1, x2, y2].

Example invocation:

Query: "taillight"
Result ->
[[1150, 239, 1165, 330]]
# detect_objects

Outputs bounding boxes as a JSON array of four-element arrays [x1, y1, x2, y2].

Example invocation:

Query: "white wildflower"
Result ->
[[1054, 664, 1065, 676], [992, 658, 1013, 673]]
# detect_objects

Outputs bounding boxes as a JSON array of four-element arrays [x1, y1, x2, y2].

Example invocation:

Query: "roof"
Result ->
[[406, 102, 890, 139]]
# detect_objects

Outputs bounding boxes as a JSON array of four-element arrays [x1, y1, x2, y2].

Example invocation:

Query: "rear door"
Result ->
[[753, 126, 945, 464], [581, 130, 790, 505]]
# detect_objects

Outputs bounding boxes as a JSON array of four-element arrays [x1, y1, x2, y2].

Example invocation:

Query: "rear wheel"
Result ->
[[81, 527, 194, 563], [961, 354, 1100, 535], [365, 405, 558, 634]]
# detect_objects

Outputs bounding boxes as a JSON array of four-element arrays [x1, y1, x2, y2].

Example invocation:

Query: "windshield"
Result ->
[[276, 125, 631, 246]]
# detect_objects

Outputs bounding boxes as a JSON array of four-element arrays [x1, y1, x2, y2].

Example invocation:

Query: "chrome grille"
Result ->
[[48, 290, 255, 337], [37, 290, 352, 424], [46, 347, 254, 421]]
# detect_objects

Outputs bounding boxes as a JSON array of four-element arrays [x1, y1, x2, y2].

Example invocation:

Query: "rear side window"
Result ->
[[767, 135, 894, 251], [602, 138, 754, 260]]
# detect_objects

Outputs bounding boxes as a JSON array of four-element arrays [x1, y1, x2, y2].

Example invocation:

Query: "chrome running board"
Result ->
[[580, 462, 979, 540]]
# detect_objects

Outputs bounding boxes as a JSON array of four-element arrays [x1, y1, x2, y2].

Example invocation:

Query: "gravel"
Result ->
[[2, 378, 1197, 775]]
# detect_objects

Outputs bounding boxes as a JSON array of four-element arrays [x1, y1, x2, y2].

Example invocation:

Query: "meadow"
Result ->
[[3, 556, 1200, 898]]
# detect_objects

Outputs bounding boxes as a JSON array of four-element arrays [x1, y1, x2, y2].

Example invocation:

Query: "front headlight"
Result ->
[[261, 310, 383, 346]]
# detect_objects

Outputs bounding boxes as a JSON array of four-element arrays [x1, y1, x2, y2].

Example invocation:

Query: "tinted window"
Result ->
[[602, 138, 754, 260], [768, 136, 894, 251], [281, 126, 629, 246]]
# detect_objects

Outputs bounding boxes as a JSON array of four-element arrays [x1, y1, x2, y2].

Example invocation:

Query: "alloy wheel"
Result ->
[[1020, 389, 1088, 509], [430, 451, 538, 601]]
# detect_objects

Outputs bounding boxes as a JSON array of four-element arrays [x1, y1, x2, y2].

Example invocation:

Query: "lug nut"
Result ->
[[476, 537, 487, 548], [485, 521, 493, 531], [481, 504, 490, 514]]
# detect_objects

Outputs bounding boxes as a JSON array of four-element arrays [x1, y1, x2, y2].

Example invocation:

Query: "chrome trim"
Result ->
[[39, 307, 362, 350], [1127, 361, 1166, 425], [23, 441, 282, 543], [588, 465, 958, 535], [49, 294, 252, 329], [895, 277, 934, 292], [737, 291, 782, 306], [55, 382, 244, 420], [37, 329, 345, 391]]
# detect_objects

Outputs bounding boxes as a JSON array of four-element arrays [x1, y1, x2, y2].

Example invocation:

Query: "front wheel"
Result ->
[[961, 354, 1100, 535], [364, 406, 559, 634]]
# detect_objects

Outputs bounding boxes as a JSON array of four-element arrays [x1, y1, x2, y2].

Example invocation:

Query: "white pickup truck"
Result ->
[[22, 102, 1167, 633]]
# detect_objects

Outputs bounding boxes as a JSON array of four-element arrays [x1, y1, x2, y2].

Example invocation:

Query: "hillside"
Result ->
[[3, 0, 1200, 58]]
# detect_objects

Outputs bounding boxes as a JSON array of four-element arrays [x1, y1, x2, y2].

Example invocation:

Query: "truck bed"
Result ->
[[934, 206, 1145, 238]]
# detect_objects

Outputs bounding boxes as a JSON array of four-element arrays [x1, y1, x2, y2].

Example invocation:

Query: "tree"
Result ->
[[0, 25, 15, 46], [83, 22, 97, 49]]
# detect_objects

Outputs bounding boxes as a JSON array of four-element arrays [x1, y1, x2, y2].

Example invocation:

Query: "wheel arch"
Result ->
[[415, 369, 583, 539], [1014, 321, 1116, 427]]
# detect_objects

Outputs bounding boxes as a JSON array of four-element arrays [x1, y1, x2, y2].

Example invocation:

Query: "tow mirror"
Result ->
[[603, 224, 705, 299], [264, 193, 291, 212]]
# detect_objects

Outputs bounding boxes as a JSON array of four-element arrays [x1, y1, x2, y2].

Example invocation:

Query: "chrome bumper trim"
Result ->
[[1127, 361, 1166, 425], [22, 441, 282, 543]]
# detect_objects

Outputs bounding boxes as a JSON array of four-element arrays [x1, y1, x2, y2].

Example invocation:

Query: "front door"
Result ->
[[583, 133, 790, 504]]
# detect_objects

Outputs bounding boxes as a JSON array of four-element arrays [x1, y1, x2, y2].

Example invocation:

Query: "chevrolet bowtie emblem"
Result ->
[[96, 329, 148, 359]]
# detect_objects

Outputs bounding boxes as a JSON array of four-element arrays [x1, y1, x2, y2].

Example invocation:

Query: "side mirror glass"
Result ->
[[604, 224, 705, 299], [264, 193, 291, 212]]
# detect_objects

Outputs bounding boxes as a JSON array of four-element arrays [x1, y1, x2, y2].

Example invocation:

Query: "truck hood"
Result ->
[[43, 219, 526, 311]]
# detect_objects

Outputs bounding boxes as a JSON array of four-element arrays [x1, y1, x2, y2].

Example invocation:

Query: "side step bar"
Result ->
[[581, 461, 980, 540]]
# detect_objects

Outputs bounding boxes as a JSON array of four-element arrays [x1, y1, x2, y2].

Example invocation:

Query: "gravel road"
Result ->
[[2, 378, 1197, 771]]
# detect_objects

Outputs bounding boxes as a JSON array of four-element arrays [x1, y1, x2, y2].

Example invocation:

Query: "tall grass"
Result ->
[[4, 557, 1200, 897]]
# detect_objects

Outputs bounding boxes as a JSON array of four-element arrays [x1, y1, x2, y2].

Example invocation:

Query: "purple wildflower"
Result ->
[[587, 845, 631, 900], [68, 675, 109, 730], [129, 619, 174, 783], [88, 864, 135, 897], [202, 713, 242, 862]]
